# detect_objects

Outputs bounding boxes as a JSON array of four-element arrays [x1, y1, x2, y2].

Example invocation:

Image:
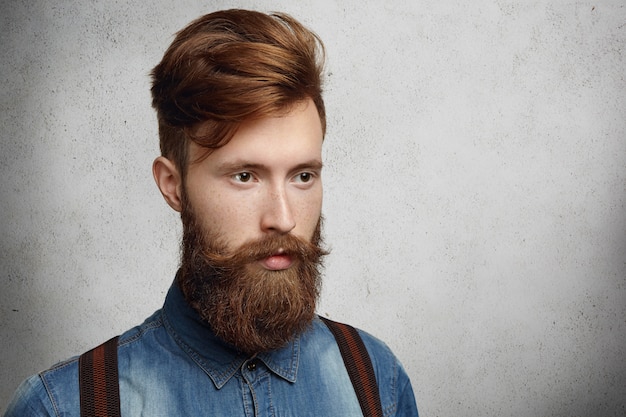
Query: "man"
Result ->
[[5, 9, 418, 416]]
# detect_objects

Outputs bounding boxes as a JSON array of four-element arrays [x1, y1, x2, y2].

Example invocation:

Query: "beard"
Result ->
[[177, 196, 328, 354]]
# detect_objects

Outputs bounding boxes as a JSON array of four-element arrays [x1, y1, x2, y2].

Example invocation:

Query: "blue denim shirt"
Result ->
[[5, 282, 418, 416]]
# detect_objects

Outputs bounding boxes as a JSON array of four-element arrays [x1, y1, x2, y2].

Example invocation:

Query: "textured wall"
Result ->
[[1, 1, 625, 415]]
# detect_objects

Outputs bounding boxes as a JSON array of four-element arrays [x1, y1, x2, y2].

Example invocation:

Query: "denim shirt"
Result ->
[[5, 282, 418, 417]]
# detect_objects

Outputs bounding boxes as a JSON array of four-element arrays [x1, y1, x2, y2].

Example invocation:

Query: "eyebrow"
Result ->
[[291, 160, 324, 172]]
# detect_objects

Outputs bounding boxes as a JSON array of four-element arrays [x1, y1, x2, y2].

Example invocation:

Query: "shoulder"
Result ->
[[3, 373, 61, 417], [312, 315, 399, 369], [4, 309, 165, 417], [117, 308, 164, 347], [4, 351, 85, 417], [312, 316, 419, 417]]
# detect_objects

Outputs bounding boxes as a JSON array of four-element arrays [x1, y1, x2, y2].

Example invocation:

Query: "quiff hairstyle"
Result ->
[[150, 9, 326, 174]]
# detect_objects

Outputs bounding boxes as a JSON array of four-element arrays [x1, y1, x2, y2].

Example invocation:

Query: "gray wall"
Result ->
[[1, 1, 625, 415]]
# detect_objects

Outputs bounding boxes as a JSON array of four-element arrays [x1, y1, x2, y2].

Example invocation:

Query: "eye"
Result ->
[[294, 172, 313, 183], [233, 172, 253, 183]]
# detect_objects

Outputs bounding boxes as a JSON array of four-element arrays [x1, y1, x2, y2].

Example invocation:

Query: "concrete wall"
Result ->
[[1, 1, 624, 415]]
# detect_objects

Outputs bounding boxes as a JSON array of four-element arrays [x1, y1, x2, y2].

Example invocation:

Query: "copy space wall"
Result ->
[[1, 1, 624, 415]]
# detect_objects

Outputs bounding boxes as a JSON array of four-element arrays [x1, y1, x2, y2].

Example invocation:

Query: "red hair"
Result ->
[[150, 9, 326, 172]]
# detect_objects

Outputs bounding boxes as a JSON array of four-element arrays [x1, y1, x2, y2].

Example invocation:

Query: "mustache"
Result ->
[[200, 231, 328, 268]]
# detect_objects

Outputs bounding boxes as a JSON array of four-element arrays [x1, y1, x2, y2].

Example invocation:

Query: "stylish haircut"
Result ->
[[150, 9, 326, 173]]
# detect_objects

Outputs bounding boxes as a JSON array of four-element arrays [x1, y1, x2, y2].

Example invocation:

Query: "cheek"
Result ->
[[295, 189, 323, 233], [203, 198, 256, 236]]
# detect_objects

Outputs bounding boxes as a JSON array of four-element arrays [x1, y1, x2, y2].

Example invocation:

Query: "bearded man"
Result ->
[[5, 9, 418, 417]]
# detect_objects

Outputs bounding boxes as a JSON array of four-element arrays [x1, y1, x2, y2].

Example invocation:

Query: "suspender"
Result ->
[[78, 336, 121, 417], [79, 320, 382, 417], [320, 317, 384, 417]]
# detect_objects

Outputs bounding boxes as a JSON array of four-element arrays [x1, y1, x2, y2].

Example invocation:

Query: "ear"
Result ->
[[153, 156, 183, 212]]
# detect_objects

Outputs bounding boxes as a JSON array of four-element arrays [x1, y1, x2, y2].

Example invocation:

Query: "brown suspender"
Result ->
[[79, 321, 383, 417], [320, 317, 384, 417], [78, 336, 121, 417]]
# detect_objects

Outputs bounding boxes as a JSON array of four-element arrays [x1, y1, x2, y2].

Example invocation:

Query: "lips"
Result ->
[[261, 252, 294, 270]]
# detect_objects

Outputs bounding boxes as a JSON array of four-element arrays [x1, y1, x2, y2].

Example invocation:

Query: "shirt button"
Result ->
[[246, 361, 257, 371]]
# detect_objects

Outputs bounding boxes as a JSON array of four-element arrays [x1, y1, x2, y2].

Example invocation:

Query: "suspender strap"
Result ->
[[79, 336, 121, 417], [321, 317, 384, 417]]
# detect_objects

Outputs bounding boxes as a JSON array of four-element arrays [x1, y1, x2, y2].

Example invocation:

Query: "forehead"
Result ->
[[190, 99, 323, 169]]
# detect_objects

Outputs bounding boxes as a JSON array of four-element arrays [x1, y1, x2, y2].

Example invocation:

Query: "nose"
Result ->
[[260, 186, 296, 235]]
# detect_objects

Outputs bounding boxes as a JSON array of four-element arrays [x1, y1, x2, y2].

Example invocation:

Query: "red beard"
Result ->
[[178, 199, 327, 354]]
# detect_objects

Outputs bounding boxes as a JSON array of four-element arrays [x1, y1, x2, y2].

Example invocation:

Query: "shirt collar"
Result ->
[[161, 278, 301, 389]]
